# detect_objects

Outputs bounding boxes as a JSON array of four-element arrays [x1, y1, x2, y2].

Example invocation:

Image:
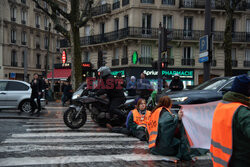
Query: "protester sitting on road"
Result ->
[[127, 76, 137, 96], [147, 96, 192, 161], [126, 98, 151, 141], [169, 74, 183, 91], [210, 74, 250, 167]]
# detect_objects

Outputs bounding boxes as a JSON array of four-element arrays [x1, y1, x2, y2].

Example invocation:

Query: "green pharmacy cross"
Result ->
[[132, 51, 138, 64]]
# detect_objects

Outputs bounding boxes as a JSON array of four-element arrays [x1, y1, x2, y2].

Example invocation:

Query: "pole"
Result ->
[[50, 23, 54, 99], [203, 0, 211, 82], [157, 23, 162, 94], [24, 48, 28, 82], [45, 22, 51, 78]]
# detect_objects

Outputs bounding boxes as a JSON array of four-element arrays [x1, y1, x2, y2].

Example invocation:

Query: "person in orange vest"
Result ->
[[127, 98, 151, 141], [210, 74, 250, 167], [147, 96, 192, 160]]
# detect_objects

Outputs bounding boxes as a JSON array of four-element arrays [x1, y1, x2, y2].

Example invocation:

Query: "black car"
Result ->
[[165, 77, 235, 113]]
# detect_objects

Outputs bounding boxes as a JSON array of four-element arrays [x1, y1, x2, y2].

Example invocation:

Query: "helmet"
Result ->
[[98, 66, 111, 77]]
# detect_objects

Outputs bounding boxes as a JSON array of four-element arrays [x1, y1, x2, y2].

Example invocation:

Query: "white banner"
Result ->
[[181, 101, 220, 149]]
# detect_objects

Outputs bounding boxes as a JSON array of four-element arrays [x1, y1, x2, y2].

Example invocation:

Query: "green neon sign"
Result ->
[[111, 70, 125, 76], [132, 51, 138, 64]]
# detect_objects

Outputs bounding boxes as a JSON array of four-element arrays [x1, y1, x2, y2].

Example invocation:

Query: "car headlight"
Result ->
[[171, 97, 188, 102]]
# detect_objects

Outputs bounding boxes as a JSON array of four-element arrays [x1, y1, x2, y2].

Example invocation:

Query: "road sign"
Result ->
[[199, 35, 209, 63], [10, 72, 16, 78]]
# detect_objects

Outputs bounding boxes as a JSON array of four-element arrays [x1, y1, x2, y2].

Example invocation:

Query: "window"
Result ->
[[114, 18, 119, 31], [141, 0, 154, 4], [114, 48, 119, 59], [0, 82, 7, 91], [36, 35, 40, 48], [124, 15, 129, 28], [21, 31, 27, 45], [162, 0, 175, 5], [21, 10, 27, 24], [6, 81, 29, 91], [141, 45, 152, 58], [21, 0, 26, 4], [85, 26, 90, 36], [247, 19, 250, 33], [142, 14, 152, 34], [44, 37, 48, 49], [35, 14, 40, 28], [11, 29, 16, 43], [35, 0, 41, 8], [44, 17, 48, 29], [183, 47, 192, 59], [163, 15, 173, 30], [184, 17, 193, 37], [37, 54, 40, 65], [10, 7, 16, 21], [246, 49, 250, 61], [22, 51, 25, 67], [101, 0, 106, 4], [231, 48, 236, 60], [211, 18, 215, 32], [83, 52, 90, 62], [44, 1, 48, 9], [232, 19, 236, 32], [123, 46, 128, 58], [11, 50, 17, 66], [100, 22, 105, 34], [183, 0, 194, 7]]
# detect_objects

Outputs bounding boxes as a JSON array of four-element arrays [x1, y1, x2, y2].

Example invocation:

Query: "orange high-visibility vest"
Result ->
[[210, 101, 246, 167], [132, 109, 151, 128], [147, 107, 172, 148]]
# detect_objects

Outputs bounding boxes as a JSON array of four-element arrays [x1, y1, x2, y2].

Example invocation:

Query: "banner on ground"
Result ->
[[181, 101, 220, 149]]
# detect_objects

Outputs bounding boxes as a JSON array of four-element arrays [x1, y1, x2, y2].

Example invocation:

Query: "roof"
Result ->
[[47, 69, 71, 80]]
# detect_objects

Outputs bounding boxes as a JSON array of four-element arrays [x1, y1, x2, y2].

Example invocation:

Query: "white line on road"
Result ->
[[11, 132, 125, 138], [0, 144, 148, 153], [23, 124, 99, 128], [26, 121, 93, 124], [26, 127, 108, 132], [0, 154, 177, 166], [2, 137, 139, 143]]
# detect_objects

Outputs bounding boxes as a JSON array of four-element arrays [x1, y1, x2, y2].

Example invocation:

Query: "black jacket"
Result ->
[[96, 75, 125, 99], [169, 78, 184, 91], [30, 79, 42, 95]]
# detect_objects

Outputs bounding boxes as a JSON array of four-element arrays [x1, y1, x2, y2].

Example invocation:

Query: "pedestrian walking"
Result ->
[[169, 73, 183, 91], [210, 74, 250, 167], [62, 81, 73, 106], [127, 76, 137, 96], [30, 73, 43, 116], [147, 96, 192, 161]]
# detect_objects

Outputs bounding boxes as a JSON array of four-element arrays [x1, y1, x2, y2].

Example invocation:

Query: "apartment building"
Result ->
[[62, 0, 250, 86], [0, 0, 67, 81]]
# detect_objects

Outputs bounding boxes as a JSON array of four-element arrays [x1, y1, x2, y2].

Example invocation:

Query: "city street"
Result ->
[[0, 102, 212, 167]]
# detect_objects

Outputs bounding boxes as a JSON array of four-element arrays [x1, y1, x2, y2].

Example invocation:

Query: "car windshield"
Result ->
[[193, 78, 228, 90]]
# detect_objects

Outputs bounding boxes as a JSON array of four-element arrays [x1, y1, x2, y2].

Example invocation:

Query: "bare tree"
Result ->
[[33, 0, 93, 90], [222, 0, 243, 76]]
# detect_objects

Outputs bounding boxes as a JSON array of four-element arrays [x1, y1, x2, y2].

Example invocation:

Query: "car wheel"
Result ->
[[20, 100, 32, 113]]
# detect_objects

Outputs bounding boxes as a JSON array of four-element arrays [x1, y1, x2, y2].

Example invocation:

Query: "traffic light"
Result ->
[[161, 62, 168, 69]]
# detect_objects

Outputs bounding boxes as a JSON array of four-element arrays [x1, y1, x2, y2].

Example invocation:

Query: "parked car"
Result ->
[[163, 76, 235, 113], [0, 80, 45, 113]]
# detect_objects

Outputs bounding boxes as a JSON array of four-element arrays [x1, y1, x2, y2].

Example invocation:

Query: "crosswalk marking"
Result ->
[[0, 144, 148, 153], [26, 127, 107, 132], [11, 132, 125, 138], [0, 153, 174, 166], [23, 124, 99, 128]]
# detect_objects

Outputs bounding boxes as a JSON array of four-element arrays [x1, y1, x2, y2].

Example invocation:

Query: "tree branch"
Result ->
[[42, 0, 70, 20], [78, 0, 93, 28]]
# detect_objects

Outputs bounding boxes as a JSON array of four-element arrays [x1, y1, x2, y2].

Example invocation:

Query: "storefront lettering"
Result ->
[[143, 70, 193, 77]]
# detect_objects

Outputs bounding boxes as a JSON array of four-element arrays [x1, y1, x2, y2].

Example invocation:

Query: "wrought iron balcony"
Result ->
[[179, 0, 247, 11], [121, 57, 128, 65], [122, 0, 129, 6], [162, 0, 175, 5], [11, 40, 16, 44], [21, 20, 26, 24], [113, 1, 120, 10], [21, 41, 26, 45], [141, 0, 154, 4], [244, 61, 250, 67], [11, 17, 16, 22], [232, 60, 238, 67], [92, 4, 111, 17], [112, 59, 119, 66], [36, 24, 40, 28], [181, 59, 195, 66], [139, 57, 152, 65]]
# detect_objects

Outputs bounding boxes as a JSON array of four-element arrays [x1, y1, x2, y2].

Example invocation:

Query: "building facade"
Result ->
[[62, 0, 250, 86], [0, 0, 67, 81]]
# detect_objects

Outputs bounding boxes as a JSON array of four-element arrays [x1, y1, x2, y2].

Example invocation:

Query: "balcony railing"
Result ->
[[92, 4, 111, 17], [139, 57, 152, 65], [11, 62, 18, 67], [61, 27, 250, 47], [11, 17, 16, 22], [21, 20, 26, 24], [121, 57, 128, 65], [21, 41, 26, 45], [36, 24, 40, 28], [210, 60, 216, 67], [244, 61, 250, 67], [11, 40, 16, 44], [179, 0, 248, 11], [181, 59, 195, 66], [232, 60, 238, 67], [122, 0, 129, 6], [141, 0, 154, 4], [162, 0, 175, 5], [112, 59, 119, 66], [113, 1, 120, 10], [36, 64, 41, 69]]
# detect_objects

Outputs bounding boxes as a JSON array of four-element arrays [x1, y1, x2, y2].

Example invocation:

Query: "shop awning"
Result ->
[[47, 69, 71, 80]]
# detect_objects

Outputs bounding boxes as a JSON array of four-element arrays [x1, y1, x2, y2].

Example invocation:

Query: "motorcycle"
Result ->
[[63, 83, 137, 129]]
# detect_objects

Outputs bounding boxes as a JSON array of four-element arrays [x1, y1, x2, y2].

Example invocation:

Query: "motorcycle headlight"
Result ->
[[171, 97, 188, 102], [72, 90, 83, 100]]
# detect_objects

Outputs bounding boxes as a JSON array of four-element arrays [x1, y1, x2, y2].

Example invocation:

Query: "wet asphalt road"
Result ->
[[0, 102, 212, 167]]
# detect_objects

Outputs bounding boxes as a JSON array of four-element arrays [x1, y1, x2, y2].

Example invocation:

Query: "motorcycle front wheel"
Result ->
[[63, 107, 87, 129]]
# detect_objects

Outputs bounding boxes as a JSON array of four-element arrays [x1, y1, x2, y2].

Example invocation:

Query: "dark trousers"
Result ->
[[30, 94, 41, 113], [109, 97, 126, 120]]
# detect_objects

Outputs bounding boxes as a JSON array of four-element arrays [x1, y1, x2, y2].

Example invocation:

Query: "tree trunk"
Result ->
[[224, 11, 233, 76], [70, 26, 82, 91]]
